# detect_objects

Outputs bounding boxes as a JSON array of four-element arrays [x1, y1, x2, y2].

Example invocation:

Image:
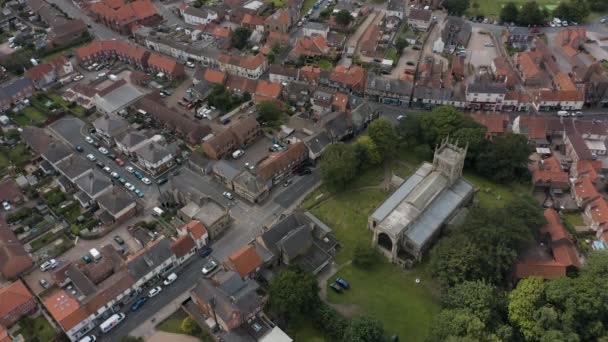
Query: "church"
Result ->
[[368, 138, 475, 266]]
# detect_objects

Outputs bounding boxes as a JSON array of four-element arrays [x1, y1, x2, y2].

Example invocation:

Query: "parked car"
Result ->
[[232, 149, 244, 159], [134, 171, 144, 180], [85, 136, 95, 144], [75, 145, 84, 152], [335, 277, 350, 289], [107, 153, 116, 160], [118, 177, 127, 185], [157, 177, 168, 185], [222, 191, 234, 200], [202, 260, 218, 275], [130, 297, 147, 311], [86, 154, 96, 162], [95, 161, 104, 169], [186, 61, 195, 68], [283, 179, 293, 187], [148, 286, 162, 298], [103, 166, 112, 174], [115, 158, 125, 166], [125, 183, 135, 191], [39, 278, 50, 289], [40, 259, 58, 271], [72, 74, 84, 82], [297, 168, 312, 176], [113, 235, 125, 245], [125, 166, 135, 173], [141, 177, 152, 185], [134, 189, 144, 198], [82, 255, 92, 264], [199, 246, 213, 258], [2, 201, 11, 211], [244, 162, 255, 170], [329, 282, 343, 293], [163, 273, 177, 286], [98, 147, 108, 154]]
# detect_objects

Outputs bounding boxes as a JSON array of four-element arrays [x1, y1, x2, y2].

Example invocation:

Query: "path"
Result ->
[[147, 331, 199, 342], [317, 260, 361, 318]]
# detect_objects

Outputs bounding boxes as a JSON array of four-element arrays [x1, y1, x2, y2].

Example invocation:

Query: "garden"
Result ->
[[14, 316, 56, 342], [156, 309, 213, 341]]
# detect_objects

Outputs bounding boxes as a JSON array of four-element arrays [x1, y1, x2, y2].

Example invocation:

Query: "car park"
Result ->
[[115, 158, 125, 166], [283, 179, 293, 187], [269, 144, 283, 152], [125, 166, 135, 173], [40, 259, 58, 271], [244, 162, 255, 170], [141, 177, 152, 185], [199, 246, 213, 257], [297, 168, 312, 176], [82, 254, 92, 263], [2, 201, 10, 211], [157, 177, 168, 185], [202, 260, 218, 275], [118, 177, 127, 185], [125, 183, 135, 191], [329, 282, 343, 293], [98, 147, 108, 154], [335, 277, 350, 289], [130, 297, 147, 311], [72, 74, 84, 82], [148, 286, 162, 297], [114, 235, 125, 245], [163, 273, 177, 286], [222, 191, 234, 200], [134, 189, 144, 198], [107, 153, 116, 160], [75, 145, 83, 152], [86, 154, 96, 161], [39, 278, 50, 289], [78, 335, 97, 342]]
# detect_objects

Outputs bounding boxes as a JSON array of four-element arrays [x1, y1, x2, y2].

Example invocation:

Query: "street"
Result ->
[[46, 0, 121, 40]]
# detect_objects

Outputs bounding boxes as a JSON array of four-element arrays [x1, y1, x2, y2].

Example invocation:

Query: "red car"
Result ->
[[115, 158, 125, 166], [404, 69, 413, 75], [186, 102, 195, 110]]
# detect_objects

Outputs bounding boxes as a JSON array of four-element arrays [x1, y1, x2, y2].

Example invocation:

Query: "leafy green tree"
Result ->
[[475, 133, 532, 183], [230, 27, 252, 50], [257, 101, 282, 126], [587, 0, 608, 11], [413, 144, 433, 160], [320, 143, 359, 189], [508, 277, 545, 341], [500, 2, 519, 23], [396, 115, 422, 146], [444, 0, 470, 15], [343, 316, 385, 342], [335, 10, 353, 26], [443, 280, 503, 325], [553, 0, 589, 23], [395, 37, 409, 52], [451, 126, 487, 164], [426, 309, 488, 342], [418, 106, 480, 146], [181, 317, 198, 335], [354, 135, 382, 167], [517, 1, 546, 26], [353, 244, 379, 269], [268, 268, 320, 321], [314, 304, 347, 340], [430, 234, 485, 287], [368, 118, 397, 158]]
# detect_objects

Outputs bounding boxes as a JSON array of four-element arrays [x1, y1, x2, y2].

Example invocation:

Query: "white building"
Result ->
[[182, 6, 218, 26]]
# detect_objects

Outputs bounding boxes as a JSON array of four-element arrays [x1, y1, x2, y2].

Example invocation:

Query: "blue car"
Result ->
[[199, 246, 213, 258], [335, 277, 350, 289], [131, 297, 147, 311], [134, 171, 144, 180], [134, 189, 144, 198]]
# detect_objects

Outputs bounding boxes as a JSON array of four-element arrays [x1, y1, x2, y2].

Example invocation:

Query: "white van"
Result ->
[[557, 110, 569, 117], [152, 207, 164, 217], [89, 248, 101, 261], [78, 335, 96, 342], [100, 313, 125, 333], [163, 273, 177, 286]]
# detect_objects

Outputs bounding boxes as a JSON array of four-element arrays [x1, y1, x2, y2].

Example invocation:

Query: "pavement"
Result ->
[[147, 331, 199, 342]]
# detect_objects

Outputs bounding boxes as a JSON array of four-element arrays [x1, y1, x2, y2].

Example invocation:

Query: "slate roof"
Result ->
[[233, 171, 267, 195], [75, 171, 112, 198], [304, 131, 331, 155], [96, 187, 135, 216], [55, 154, 92, 180], [0, 78, 32, 103], [127, 238, 173, 280], [213, 160, 241, 182], [93, 114, 128, 137], [135, 140, 173, 164], [276, 225, 312, 260], [366, 74, 413, 96], [118, 130, 150, 149]]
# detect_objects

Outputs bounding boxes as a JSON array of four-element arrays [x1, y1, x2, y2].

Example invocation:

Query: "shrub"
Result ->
[[353, 244, 379, 269]]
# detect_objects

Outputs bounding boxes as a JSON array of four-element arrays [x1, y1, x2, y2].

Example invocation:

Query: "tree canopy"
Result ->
[[474, 133, 532, 183], [500, 2, 519, 23], [552, 0, 589, 23], [320, 143, 359, 190], [444, 0, 470, 15], [335, 10, 353, 26], [517, 1, 546, 26], [343, 316, 385, 342], [368, 118, 397, 158], [268, 268, 320, 321], [257, 101, 282, 126], [230, 27, 251, 50]]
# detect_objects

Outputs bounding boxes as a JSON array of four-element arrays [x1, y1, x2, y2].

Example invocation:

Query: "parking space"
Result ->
[[390, 48, 421, 79], [226, 136, 277, 170], [465, 27, 498, 68]]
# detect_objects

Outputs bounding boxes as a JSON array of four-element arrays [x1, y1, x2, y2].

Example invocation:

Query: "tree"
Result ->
[[508, 277, 545, 341], [395, 37, 409, 52], [500, 2, 519, 23], [230, 27, 251, 50], [343, 316, 385, 342], [444, 0, 470, 16], [354, 135, 382, 167], [314, 304, 347, 340], [267, 51, 275, 64], [451, 126, 487, 164], [321, 143, 359, 189], [517, 1, 546, 26], [257, 101, 282, 125], [418, 106, 480, 146], [430, 234, 486, 287], [475, 133, 532, 183], [443, 280, 503, 325], [335, 10, 353, 26], [181, 317, 198, 335], [427, 309, 488, 342], [553, 0, 589, 23], [396, 115, 422, 146], [268, 268, 320, 321], [368, 118, 397, 158], [587, 0, 608, 11], [353, 244, 379, 269]]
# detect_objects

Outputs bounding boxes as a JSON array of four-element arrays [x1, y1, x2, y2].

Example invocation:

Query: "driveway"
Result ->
[[465, 27, 498, 68]]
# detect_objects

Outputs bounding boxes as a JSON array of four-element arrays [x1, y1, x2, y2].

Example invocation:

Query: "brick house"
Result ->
[[88, 0, 163, 34], [176, 220, 209, 249], [257, 142, 308, 185], [223, 244, 262, 278], [201, 117, 261, 159], [0, 78, 34, 112], [584, 198, 608, 231], [147, 53, 185, 80], [572, 177, 600, 208], [25, 56, 74, 89], [264, 9, 291, 34], [0, 280, 36, 327]]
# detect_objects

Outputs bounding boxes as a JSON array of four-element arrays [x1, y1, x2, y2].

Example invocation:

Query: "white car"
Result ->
[[186, 61, 195, 68], [397, 115, 406, 121], [141, 177, 152, 185], [223, 191, 234, 200], [85, 136, 94, 144], [98, 147, 108, 154], [202, 260, 218, 275], [148, 286, 162, 298], [40, 259, 58, 271], [2, 201, 11, 211], [103, 166, 112, 173], [232, 149, 244, 159], [163, 273, 177, 286], [125, 183, 135, 191], [110, 172, 119, 179], [72, 74, 84, 82], [125, 166, 135, 173], [86, 154, 96, 161], [244, 162, 254, 170]]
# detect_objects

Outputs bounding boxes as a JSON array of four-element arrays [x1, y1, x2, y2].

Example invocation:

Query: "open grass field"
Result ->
[[468, 0, 562, 19]]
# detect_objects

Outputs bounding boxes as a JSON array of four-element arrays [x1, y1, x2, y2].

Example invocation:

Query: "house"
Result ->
[[115, 129, 153, 157], [584, 198, 608, 231], [25, 56, 74, 89], [218, 54, 268, 79], [232, 170, 269, 203], [257, 142, 308, 185], [44, 290, 94, 342], [171, 234, 196, 264], [515, 209, 581, 279], [49, 19, 88, 48], [322, 111, 353, 142], [182, 6, 218, 26], [467, 113, 508, 140], [0, 280, 36, 327], [491, 57, 516, 87], [571, 160, 602, 184], [572, 177, 600, 208], [147, 53, 185, 80], [224, 245, 262, 278], [127, 237, 177, 288], [303, 131, 332, 161], [302, 22, 329, 38], [369, 139, 474, 265], [254, 211, 337, 274], [0, 78, 34, 112], [178, 198, 231, 239], [557, 28, 586, 58], [531, 89, 585, 111], [325, 65, 366, 95], [365, 74, 413, 106], [291, 35, 330, 60], [332, 92, 348, 112], [408, 8, 432, 31], [92, 113, 129, 146], [532, 156, 569, 190], [212, 161, 241, 189], [134, 140, 176, 176], [512, 115, 548, 145], [254, 80, 282, 101], [386, 0, 404, 18], [191, 272, 265, 332], [177, 220, 209, 249], [95, 187, 137, 224], [268, 64, 299, 84], [441, 17, 472, 53], [0, 219, 33, 279], [202, 129, 238, 160], [264, 9, 291, 34], [88, 0, 163, 34], [465, 82, 507, 111], [74, 171, 113, 207], [505, 27, 533, 50], [359, 25, 380, 57]]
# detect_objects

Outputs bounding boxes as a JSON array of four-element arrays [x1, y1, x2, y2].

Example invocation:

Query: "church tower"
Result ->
[[432, 137, 467, 186]]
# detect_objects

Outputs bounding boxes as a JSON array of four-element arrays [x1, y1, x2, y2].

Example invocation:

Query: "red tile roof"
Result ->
[[332, 92, 348, 112], [532, 156, 569, 188], [0, 280, 33, 318], [258, 142, 308, 180], [588, 198, 608, 226], [573, 177, 600, 203], [44, 290, 88, 331], [518, 116, 547, 140], [467, 113, 508, 138], [576, 160, 601, 183], [292, 35, 330, 57], [147, 53, 184, 76], [255, 80, 281, 98], [0, 179, 23, 203], [517, 51, 541, 79], [553, 72, 576, 91], [266, 9, 290, 26], [299, 65, 321, 83], [0, 218, 33, 279], [89, 0, 159, 23], [329, 65, 366, 90], [534, 89, 585, 103], [171, 235, 196, 258], [226, 245, 262, 278], [179, 220, 207, 241], [225, 75, 258, 93]]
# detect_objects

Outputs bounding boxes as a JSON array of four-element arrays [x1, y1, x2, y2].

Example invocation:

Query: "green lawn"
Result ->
[[22, 106, 47, 124], [301, 0, 316, 13], [564, 212, 585, 227], [11, 113, 34, 126], [391, 162, 414, 179], [318, 59, 332, 70], [267, 0, 286, 6], [468, 0, 562, 19], [156, 309, 188, 334], [0, 144, 33, 171], [327, 262, 440, 342], [17, 316, 56, 342], [463, 172, 529, 209]]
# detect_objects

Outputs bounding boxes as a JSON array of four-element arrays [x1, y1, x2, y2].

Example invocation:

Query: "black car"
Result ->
[[92, 141, 100, 148], [297, 168, 312, 176], [157, 177, 168, 185], [199, 246, 213, 257], [107, 153, 117, 160], [113, 235, 125, 245], [283, 179, 293, 187], [329, 282, 343, 293], [75, 145, 84, 152], [96, 161, 104, 168]]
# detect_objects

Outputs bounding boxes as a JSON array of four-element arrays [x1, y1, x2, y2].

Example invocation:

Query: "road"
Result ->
[[47, 0, 121, 40]]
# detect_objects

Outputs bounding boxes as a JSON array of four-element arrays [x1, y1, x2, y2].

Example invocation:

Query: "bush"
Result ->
[[353, 244, 379, 269], [314, 303, 347, 340], [6, 207, 34, 223], [180, 317, 199, 335]]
